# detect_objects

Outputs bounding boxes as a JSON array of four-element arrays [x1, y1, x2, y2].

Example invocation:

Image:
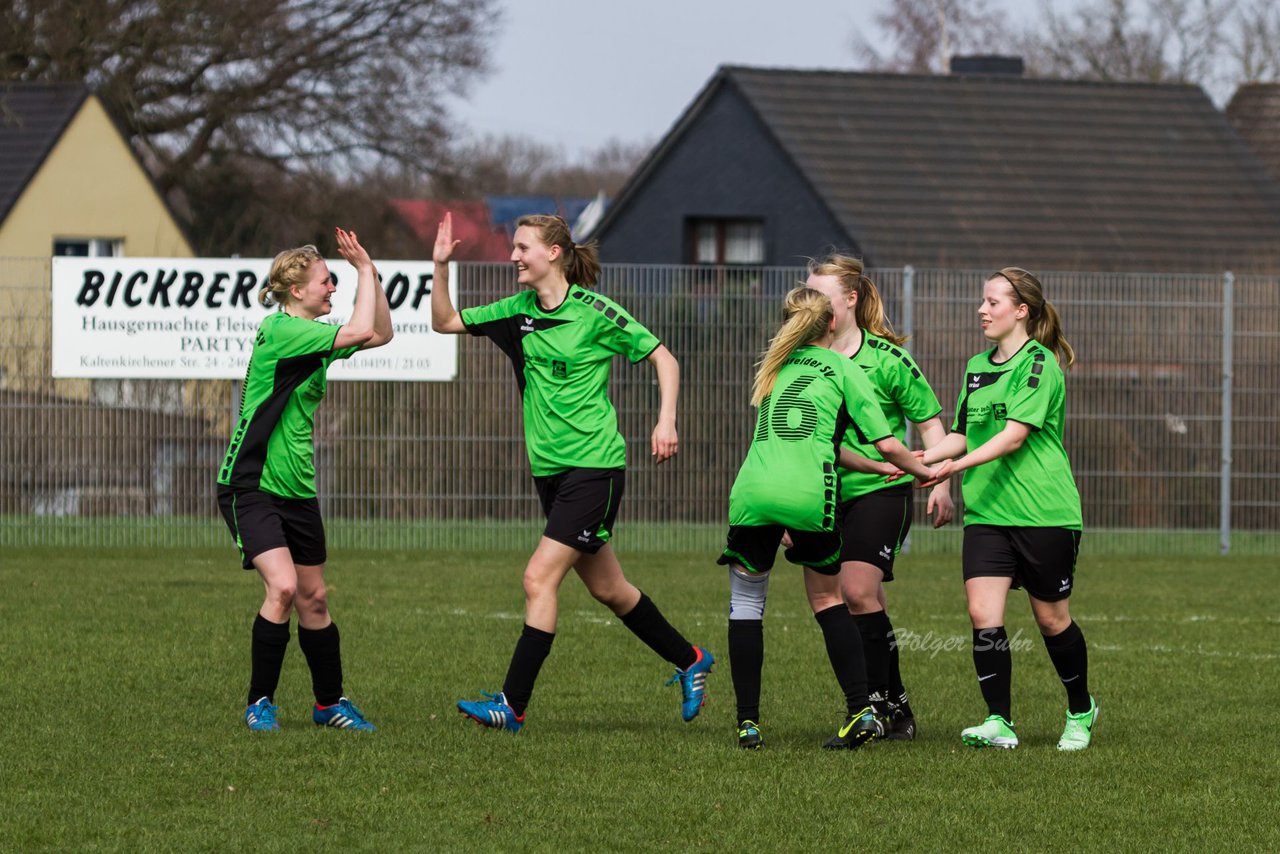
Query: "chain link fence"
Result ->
[[2, 259, 1277, 554]]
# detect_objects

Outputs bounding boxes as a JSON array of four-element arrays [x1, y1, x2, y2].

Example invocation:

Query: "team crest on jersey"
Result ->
[[993, 403, 1007, 420], [552, 360, 568, 378]]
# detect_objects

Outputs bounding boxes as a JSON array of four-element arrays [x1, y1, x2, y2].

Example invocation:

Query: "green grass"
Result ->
[[5, 515, 1280, 556], [2, 547, 1277, 851]]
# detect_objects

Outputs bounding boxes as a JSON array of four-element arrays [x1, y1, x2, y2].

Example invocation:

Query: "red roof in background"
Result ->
[[390, 199, 511, 261]]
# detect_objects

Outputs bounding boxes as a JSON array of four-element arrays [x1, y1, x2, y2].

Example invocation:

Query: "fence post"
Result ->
[[1220, 271, 1234, 556], [902, 266, 915, 554]]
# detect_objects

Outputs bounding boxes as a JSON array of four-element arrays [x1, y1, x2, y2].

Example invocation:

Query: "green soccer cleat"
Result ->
[[822, 706, 883, 750], [961, 714, 1018, 749], [737, 720, 763, 750], [1057, 696, 1099, 751]]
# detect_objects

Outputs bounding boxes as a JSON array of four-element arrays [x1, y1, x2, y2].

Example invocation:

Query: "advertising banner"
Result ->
[[51, 256, 457, 381]]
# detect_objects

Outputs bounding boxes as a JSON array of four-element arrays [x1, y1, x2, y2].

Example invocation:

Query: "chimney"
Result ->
[[950, 55, 1024, 77]]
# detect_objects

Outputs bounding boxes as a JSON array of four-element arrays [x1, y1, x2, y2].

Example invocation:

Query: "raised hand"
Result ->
[[335, 227, 373, 271], [434, 211, 461, 264]]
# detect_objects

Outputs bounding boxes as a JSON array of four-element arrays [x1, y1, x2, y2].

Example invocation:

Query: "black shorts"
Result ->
[[533, 467, 625, 554], [837, 483, 913, 580], [718, 526, 842, 575], [217, 485, 327, 570], [962, 525, 1082, 602]]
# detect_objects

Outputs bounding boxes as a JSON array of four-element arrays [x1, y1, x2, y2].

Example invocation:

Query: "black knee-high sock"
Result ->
[[815, 605, 869, 715], [853, 610, 891, 713], [298, 622, 343, 706], [728, 619, 764, 724], [502, 624, 555, 716], [248, 614, 290, 706], [619, 592, 697, 670], [885, 619, 913, 717], [1043, 621, 1090, 713], [972, 627, 1013, 721]]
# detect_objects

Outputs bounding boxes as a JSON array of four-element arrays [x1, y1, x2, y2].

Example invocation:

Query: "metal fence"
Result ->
[[2, 260, 1277, 555]]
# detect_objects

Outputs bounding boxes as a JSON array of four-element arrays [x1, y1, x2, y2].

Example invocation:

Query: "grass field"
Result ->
[[2, 545, 1277, 851]]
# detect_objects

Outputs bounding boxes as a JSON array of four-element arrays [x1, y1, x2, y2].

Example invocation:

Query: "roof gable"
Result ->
[[725, 67, 1280, 271], [601, 65, 1280, 272], [0, 83, 89, 226]]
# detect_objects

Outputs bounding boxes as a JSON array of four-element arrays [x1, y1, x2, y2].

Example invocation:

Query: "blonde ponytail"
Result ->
[[807, 254, 904, 344], [751, 287, 833, 406]]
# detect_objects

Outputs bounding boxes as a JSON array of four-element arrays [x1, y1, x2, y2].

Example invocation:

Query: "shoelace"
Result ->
[[339, 699, 367, 721], [255, 701, 278, 724]]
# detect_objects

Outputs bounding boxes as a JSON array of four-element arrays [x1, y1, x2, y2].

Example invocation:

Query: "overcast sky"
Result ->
[[449, 0, 1049, 155]]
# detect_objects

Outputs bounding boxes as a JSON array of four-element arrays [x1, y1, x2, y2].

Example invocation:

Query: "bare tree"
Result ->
[[1227, 0, 1280, 81], [1028, 0, 1226, 85], [3, 1, 493, 179], [1, 0, 495, 253], [852, 0, 1005, 73], [439, 134, 652, 199], [1024, 0, 1280, 101]]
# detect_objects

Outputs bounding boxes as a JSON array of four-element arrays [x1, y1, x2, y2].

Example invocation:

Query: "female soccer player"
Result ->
[[217, 228, 393, 732], [920, 267, 1097, 751], [805, 255, 953, 741], [431, 212, 713, 733], [720, 286, 933, 750]]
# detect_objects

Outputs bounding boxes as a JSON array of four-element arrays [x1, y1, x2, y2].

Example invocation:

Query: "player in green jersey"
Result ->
[[217, 228, 393, 732], [719, 286, 934, 750], [431, 212, 714, 733], [806, 255, 953, 742], [921, 267, 1097, 751]]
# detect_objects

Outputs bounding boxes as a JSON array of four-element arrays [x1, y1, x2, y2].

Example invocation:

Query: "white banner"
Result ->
[[50, 256, 458, 380]]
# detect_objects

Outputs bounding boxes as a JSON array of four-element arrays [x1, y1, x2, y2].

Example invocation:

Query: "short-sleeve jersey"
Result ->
[[217, 312, 357, 498], [461, 285, 660, 477], [952, 339, 1082, 529], [838, 333, 942, 500], [729, 345, 892, 531]]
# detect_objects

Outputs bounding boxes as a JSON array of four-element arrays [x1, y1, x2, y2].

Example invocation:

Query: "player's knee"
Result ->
[[843, 586, 881, 614], [522, 568, 556, 602], [298, 586, 328, 619], [266, 582, 297, 611], [729, 566, 769, 621]]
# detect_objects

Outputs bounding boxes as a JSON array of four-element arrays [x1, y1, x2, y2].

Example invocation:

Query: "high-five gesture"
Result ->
[[434, 211, 461, 265], [430, 211, 466, 334], [335, 227, 373, 272]]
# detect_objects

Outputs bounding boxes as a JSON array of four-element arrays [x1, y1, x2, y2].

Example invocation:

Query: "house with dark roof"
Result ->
[[0, 82, 193, 259], [592, 65, 1280, 273], [1, 83, 194, 397]]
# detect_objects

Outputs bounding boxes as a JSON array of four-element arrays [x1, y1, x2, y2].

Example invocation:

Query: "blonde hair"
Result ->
[[751, 287, 833, 406], [516, 214, 601, 286], [808, 254, 904, 344], [260, 245, 324, 307], [992, 267, 1076, 368]]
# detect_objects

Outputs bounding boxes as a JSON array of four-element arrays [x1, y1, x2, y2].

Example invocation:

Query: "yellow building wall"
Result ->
[[0, 94, 193, 395], [0, 94, 194, 259]]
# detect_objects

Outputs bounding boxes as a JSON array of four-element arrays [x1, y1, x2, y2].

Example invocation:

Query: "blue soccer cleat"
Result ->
[[666, 646, 715, 722], [457, 690, 524, 733], [313, 697, 377, 731], [245, 696, 280, 732]]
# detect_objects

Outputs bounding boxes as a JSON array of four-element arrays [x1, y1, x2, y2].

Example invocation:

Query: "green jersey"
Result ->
[[838, 333, 942, 500], [729, 345, 892, 531], [952, 340, 1082, 529], [461, 285, 660, 477], [217, 312, 357, 498]]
